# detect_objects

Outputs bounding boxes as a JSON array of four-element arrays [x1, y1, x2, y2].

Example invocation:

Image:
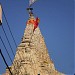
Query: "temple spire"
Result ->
[[3, 1, 64, 75]]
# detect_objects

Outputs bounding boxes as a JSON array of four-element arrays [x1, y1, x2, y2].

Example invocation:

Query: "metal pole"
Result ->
[[0, 49, 13, 75]]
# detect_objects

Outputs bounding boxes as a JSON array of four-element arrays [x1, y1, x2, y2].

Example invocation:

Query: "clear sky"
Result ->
[[0, 0, 74, 75]]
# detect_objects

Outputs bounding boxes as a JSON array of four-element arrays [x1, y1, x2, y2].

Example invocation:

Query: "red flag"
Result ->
[[34, 17, 40, 30], [0, 4, 2, 25]]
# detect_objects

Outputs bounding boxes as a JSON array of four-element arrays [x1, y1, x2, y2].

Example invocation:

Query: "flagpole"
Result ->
[[27, 0, 36, 18]]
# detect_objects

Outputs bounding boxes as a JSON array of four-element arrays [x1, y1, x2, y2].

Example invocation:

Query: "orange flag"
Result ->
[[26, 17, 40, 31], [0, 4, 2, 25]]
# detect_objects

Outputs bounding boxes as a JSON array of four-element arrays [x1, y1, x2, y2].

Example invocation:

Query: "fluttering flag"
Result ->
[[0, 4, 2, 25], [29, 0, 37, 6], [26, 17, 40, 31]]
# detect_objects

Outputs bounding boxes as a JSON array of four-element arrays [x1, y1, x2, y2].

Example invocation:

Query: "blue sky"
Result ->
[[0, 0, 74, 74]]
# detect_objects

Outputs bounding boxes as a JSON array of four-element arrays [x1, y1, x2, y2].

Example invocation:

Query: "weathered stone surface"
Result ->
[[3, 17, 64, 75]]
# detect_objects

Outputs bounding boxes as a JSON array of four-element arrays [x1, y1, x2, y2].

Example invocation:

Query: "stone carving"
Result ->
[[3, 17, 64, 75]]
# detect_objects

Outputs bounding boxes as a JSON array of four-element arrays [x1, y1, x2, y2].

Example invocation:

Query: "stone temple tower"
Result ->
[[3, 8, 64, 75]]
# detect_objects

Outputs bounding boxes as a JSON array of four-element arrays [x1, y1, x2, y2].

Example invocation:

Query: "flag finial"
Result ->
[[27, 7, 34, 18]]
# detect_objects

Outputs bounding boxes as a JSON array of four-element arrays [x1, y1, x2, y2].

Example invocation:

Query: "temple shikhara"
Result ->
[[2, 0, 64, 75]]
